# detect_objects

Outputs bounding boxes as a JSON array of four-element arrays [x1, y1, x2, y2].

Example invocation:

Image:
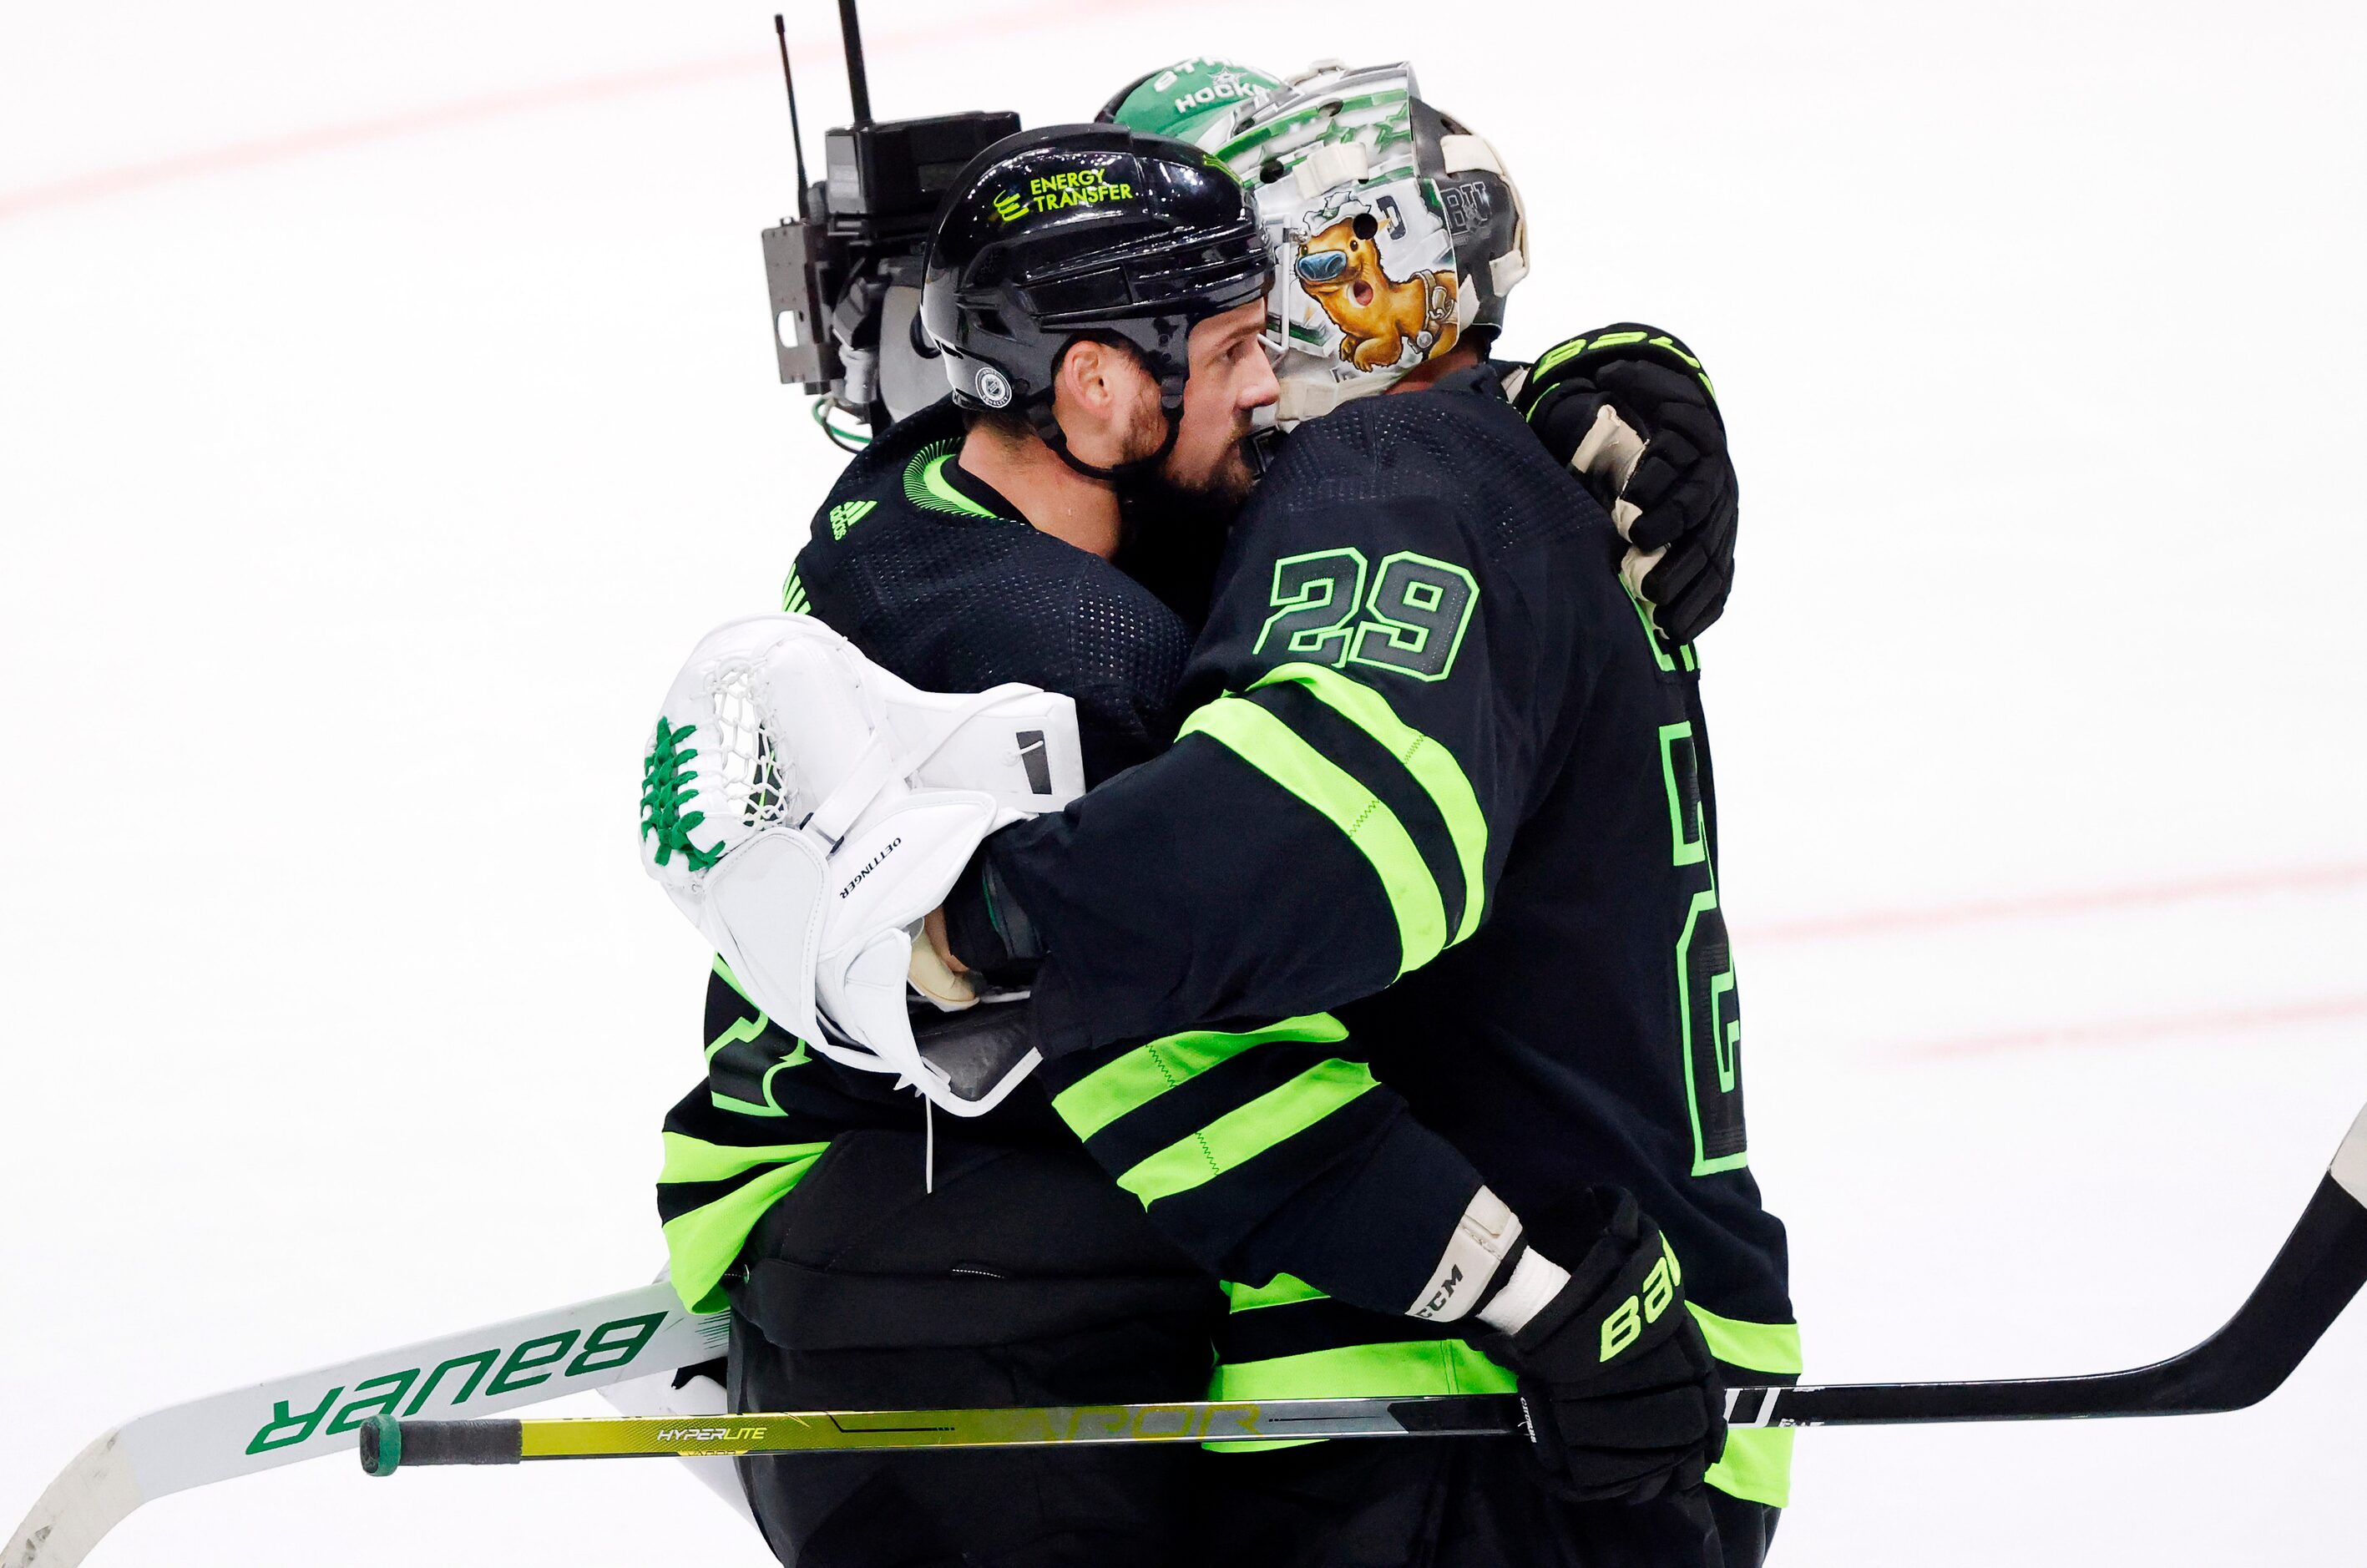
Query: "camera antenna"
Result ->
[[772, 15, 812, 224], [837, 0, 873, 126]]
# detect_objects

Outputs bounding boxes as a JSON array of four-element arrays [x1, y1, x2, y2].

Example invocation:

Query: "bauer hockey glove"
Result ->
[[1473, 1187, 1727, 1505], [1514, 326, 1736, 646]]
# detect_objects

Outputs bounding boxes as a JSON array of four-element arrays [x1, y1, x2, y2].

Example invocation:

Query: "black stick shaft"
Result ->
[[1738, 1173, 2367, 1427]]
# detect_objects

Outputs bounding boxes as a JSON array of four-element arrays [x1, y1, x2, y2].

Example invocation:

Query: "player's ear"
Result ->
[[1050, 336, 1150, 465], [1055, 337, 1115, 416], [1050, 338, 1110, 456]]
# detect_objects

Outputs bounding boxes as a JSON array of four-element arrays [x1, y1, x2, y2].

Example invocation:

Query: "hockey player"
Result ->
[[655, 125, 1275, 1568], [651, 100, 1757, 1568], [1095, 56, 1740, 645], [895, 77, 1796, 1565]]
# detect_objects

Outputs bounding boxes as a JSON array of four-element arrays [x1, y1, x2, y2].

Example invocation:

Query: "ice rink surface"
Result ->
[[4, 1, 2364, 1561]]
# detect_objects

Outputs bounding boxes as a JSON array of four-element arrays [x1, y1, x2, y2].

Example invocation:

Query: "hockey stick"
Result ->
[[363, 1101, 2367, 1471], [19, 1110, 2367, 1555], [1737, 1106, 2367, 1427], [358, 1394, 1514, 1470], [5, 1283, 726, 1568]]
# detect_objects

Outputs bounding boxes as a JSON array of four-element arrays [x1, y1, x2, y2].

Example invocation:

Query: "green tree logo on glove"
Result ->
[[641, 719, 724, 871]]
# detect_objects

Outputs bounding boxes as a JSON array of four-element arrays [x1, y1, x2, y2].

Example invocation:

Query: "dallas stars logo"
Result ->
[[992, 189, 1030, 223], [641, 719, 724, 872]]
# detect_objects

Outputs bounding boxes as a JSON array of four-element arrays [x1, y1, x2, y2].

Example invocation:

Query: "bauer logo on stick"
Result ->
[[247, 1311, 670, 1456]]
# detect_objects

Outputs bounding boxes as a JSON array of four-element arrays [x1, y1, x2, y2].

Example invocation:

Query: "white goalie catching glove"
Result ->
[[639, 614, 1082, 1116]]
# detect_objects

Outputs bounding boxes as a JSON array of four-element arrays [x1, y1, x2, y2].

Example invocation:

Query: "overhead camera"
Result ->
[[761, 2, 1018, 448]]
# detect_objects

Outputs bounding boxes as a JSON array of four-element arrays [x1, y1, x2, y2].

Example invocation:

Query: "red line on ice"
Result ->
[[0, 0, 1178, 224], [0, 54, 761, 222], [1909, 993, 2367, 1059], [1742, 860, 2367, 948]]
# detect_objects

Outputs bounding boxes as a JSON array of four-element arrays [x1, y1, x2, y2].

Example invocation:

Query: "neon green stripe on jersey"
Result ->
[[1214, 1336, 1517, 1401], [1205, 1337, 1515, 1452], [1205, 1328, 1789, 1501], [1688, 1304, 1803, 1377], [657, 1131, 829, 1313], [1706, 1427, 1793, 1509], [1249, 663, 1489, 944], [1051, 1015, 1349, 1141], [1115, 1058, 1379, 1205], [1687, 1304, 1799, 1505], [658, 1130, 829, 1185], [1178, 699, 1448, 972], [1222, 1272, 1330, 1312]]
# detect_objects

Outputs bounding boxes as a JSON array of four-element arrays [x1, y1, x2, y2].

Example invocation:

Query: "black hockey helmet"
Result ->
[[919, 124, 1273, 478]]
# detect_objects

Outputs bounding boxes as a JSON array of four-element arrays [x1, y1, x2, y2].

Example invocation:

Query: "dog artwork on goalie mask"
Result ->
[[1293, 198, 1459, 371]]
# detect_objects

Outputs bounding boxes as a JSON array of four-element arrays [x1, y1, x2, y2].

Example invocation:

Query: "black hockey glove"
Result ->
[[1514, 326, 1736, 646], [933, 845, 1042, 986], [1475, 1188, 1726, 1505]]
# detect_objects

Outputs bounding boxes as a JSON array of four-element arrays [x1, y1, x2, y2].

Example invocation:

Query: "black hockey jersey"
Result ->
[[781, 400, 1196, 780], [985, 369, 1799, 1504], [655, 401, 1199, 1314]]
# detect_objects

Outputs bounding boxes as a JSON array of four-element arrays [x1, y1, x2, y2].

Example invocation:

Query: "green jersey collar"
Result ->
[[903, 438, 1020, 523]]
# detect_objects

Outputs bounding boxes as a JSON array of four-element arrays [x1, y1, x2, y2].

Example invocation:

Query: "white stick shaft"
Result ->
[[8, 1284, 725, 1568], [2331, 1100, 2367, 1206], [6, 1434, 141, 1568]]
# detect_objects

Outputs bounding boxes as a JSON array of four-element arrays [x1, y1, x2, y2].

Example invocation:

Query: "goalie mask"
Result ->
[[1096, 58, 1285, 146], [640, 615, 1084, 1118], [1199, 63, 1530, 425]]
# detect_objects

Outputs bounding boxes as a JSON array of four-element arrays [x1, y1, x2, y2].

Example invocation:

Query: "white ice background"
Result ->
[[3, 1, 2364, 1562]]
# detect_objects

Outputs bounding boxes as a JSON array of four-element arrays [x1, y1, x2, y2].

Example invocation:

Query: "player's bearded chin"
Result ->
[[1154, 412, 1261, 509]]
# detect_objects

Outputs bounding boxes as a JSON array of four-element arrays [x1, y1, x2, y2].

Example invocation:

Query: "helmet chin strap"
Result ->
[[1025, 374, 1186, 484]]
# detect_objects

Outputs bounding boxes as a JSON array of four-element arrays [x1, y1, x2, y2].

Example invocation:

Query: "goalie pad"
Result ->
[[640, 615, 1081, 1116]]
